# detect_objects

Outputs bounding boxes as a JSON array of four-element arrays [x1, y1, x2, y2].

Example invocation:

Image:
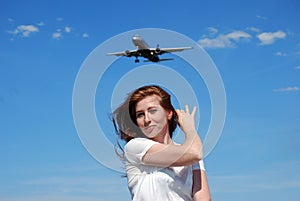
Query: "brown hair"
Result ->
[[112, 85, 178, 142]]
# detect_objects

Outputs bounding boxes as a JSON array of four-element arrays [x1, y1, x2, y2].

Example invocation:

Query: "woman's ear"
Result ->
[[167, 110, 173, 120]]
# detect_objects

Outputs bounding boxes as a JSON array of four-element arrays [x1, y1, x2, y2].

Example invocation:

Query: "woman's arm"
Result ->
[[142, 105, 203, 167], [192, 169, 212, 201]]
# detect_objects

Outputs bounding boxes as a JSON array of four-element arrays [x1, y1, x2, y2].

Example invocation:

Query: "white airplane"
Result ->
[[107, 35, 193, 63]]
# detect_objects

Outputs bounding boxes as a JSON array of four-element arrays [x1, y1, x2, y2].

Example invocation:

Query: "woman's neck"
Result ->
[[152, 132, 172, 144]]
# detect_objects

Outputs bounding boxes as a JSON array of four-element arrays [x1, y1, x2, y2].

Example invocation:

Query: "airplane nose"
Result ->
[[132, 34, 141, 41]]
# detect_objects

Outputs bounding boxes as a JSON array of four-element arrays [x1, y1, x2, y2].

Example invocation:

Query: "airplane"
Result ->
[[107, 35, 193, 63]]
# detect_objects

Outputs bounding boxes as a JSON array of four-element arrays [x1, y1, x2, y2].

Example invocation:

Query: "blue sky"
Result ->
[[1, 0, 300, 200]]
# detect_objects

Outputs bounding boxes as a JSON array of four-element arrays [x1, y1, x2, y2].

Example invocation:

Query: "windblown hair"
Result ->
[[112, 85, 178, 143]]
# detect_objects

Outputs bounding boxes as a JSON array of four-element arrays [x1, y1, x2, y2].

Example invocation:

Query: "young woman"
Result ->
[[113, 85, 211, 201]]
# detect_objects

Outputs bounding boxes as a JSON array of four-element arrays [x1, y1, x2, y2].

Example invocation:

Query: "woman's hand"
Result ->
[[176, 105, 197, 135], [142, 105, 203, 167]]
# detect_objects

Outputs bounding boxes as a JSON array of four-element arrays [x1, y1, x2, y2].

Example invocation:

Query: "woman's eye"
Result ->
[[149, 109, 157, 114], [136, 113, 144, 118]]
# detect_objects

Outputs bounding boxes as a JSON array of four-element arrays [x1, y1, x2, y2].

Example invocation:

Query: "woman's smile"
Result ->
[[143, 125, 155, 133]]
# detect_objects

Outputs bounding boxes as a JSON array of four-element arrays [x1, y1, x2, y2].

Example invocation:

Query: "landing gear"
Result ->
[[135, 58, 140, 63]]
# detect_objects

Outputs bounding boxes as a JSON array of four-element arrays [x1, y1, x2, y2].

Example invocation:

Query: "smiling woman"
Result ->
[[112, 85, 211, 201]]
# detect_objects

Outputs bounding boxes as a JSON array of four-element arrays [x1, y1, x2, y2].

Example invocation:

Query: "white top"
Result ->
[[124, 138, 205, 201]]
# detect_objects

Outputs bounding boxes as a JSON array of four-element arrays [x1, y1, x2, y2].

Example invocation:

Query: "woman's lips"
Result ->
[[143, 125, 154, 132]]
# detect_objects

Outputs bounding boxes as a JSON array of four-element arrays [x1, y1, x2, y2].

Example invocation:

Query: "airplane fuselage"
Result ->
[[107, 35, 192, 63], [132, 35, 149, 49], [132, 35, 159, 62]]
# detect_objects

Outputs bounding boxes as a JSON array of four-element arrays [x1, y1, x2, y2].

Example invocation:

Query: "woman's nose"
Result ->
[[144, 112, 151, 124]]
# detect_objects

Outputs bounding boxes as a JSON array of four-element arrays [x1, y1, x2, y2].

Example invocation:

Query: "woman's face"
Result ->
[[135, 95, 172, 140]]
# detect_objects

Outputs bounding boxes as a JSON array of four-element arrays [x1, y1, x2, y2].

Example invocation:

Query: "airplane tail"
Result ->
[[144, 58, 174, 62]]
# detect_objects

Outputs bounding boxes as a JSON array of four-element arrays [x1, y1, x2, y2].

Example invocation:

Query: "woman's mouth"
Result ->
[[143, 125, 154, 132]]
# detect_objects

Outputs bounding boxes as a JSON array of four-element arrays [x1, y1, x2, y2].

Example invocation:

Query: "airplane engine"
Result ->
[[125, 50, 131, 56], [155, 47, 161, 54]]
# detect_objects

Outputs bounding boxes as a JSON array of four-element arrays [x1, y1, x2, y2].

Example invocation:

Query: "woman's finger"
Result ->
[[191, 106, 197, 117], [185, 105, 189, 113]]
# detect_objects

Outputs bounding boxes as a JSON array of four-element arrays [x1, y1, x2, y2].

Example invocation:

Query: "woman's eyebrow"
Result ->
[[135, 110, 144, 114], [148, 106, 157, 110], [135, 106, 157, 113]]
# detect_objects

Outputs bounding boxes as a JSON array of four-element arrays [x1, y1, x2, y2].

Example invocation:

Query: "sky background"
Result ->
[[1, 0, 300, 200]]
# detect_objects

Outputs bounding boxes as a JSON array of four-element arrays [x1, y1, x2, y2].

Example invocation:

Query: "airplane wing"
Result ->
[[149, 46, 193, 55], [107, 46, 193, 57], [106, 52, 127, 56], [144, 58, 174, 62], [106, 50, 139, 57]]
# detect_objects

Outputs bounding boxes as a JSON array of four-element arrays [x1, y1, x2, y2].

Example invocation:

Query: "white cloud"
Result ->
[[82, 33, 89, 38], [273, 86, 300, 92], [256, 15, 268, 20], [226, 31, 252, 42], [52, 32, 62, 40], [257, 30, 287, 45], [8, 24, 39, 37], [198, 30, 251, 49], [295, 66, 300, 70], [36, 21, 45, 26], [7, 29, 19, 36], [8, 18, 14, 22], [199, 35, 233, 48], [56, 17, 63, 21], [275, 51, 287, 56], [207, 27, 218, 36], [247, 27, 260, 33], [65, 26, 71, 33]]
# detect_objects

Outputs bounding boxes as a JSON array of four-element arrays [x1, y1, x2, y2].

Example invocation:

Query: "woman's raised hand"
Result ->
[[175, 105, 197, 135]]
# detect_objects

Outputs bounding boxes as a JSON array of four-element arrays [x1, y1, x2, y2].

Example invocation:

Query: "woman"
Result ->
[[113, 85, 211, 201]]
